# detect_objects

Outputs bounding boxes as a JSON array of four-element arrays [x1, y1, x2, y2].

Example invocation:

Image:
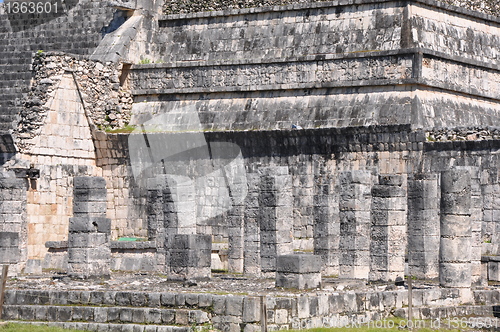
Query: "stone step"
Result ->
[[2, 304, 211, 326], [6, 321, 193, 332], [4, 290, 215, 309]]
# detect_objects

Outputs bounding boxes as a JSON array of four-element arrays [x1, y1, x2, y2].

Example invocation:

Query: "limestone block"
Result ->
[[441, 170, 471, 193], [74, 177, 107, 189], [73, 188, 107, 202], [276, 254, 322, 274], [68, 217, 111, 233], [0, 232, 19, 248], [441, 192, 472, 215], [488, 261, 500, 282], [439, 237, 471, 263], [169, 249, 211, 268], [276, 272, 321, 290], [371, 185, 406, 198], [161, 309, 175, 323], [73, 201, 108, 215], [225, 296, 244, 316], [378, 175, 403, 186], [371, 196, 406, 210], [169, 234, 211, 250], [68, 233, 109, 249], [242, 297, 261, 323], [439, 263, 472, 288]]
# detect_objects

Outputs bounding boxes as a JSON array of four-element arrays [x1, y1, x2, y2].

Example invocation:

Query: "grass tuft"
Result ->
[[0, 323, 85, 332]]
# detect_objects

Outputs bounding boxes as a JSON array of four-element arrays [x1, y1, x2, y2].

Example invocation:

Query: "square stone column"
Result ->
[[276, 254, 322, 289], [369, 174, 407, 282], [0, 175, 27, 275], [338, 170, 372, 279], [147, 175, 210, 278], [407, 173, 440, 279], [313, 173, 339, 276], [258, 167, 293, 273], [440, 168, 472, 288], [244, 173, 261, 275], [458, 166, 483, 286], [68, 177, 111, 279], [168, 234, 211, 279], [227, 205, 245, 273]]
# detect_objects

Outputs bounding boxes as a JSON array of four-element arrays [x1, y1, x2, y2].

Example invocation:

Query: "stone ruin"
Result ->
[[1, 0, 500, 329]]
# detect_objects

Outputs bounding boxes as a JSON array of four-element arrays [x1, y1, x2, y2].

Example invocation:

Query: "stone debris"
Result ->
[[14, 52, 133, 152], [426, 127, 500, 142]]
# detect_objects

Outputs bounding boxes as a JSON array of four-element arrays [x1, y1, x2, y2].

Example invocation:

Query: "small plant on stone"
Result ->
[[139, 58, 152, 64], [194, 323, 215, 332]]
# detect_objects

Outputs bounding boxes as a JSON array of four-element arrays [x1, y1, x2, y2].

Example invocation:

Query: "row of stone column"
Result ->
[[143, 167, 477, 286], [407, 168, 481, 287], [69, 166, 479, 287]]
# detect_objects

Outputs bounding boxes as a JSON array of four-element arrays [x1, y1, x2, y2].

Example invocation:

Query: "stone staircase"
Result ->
[[1, 289, 212, 332], [0, 0, 117, 142]]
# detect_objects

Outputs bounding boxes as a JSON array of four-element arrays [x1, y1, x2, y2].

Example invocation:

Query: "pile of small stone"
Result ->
[[426, 127, 500, 142], [15, 51, 133, 152], [163, 0, 325, 15], [162, 0, 500, 16], [441, 0, 499, 17]]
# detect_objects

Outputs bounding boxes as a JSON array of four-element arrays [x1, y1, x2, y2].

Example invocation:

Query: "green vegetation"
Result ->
[[117, 236, 147, 241], [211, 269, 229, 274], [138, 58, 152, 64], [0, 323, 84, 332], [103, 124, 136, 133]]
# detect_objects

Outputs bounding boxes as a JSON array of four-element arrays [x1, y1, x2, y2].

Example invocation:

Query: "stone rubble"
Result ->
[[426, 127, 500, 142], [162, 0, 500, 17], [14, 52, 133, 152]]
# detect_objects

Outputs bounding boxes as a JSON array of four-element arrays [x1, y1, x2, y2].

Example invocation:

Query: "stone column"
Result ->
[[147, 175, 167, 271], [68, 177, 111, 279], [338, 170, 372, 279], [440, 169, 472, 288], [0, 175, 26, 275], [407, 173, 440, 279], [258, 167, 293, 273], [462, 167, 482, 286], [148, 174, 211, 279], [163, 175, 197, 235], [169, 234, 211, 279], [369, 174, 407, 282], [313, 173, 339, 276], [227, 205, 245, 273], [244, 173, 261, 275], [276, 254, 322, 289]]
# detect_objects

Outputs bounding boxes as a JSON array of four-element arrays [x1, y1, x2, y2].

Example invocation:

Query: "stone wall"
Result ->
[[64, 125, 498, 281], [0, 0, 116, 142], [3, 287, 500, 331], [163, 0, 500, 18], [139, 0, 500, 131]]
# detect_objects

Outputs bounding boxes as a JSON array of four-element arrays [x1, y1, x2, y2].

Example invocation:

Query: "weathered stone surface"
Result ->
[[439, 169, 472, 288], [275, 272, 321, 290], [68, 176, 111, 279], [276, 254, 321, 274]]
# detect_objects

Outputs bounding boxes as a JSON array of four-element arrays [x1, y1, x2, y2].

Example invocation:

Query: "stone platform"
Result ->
[[3, 272, 500, 332]]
